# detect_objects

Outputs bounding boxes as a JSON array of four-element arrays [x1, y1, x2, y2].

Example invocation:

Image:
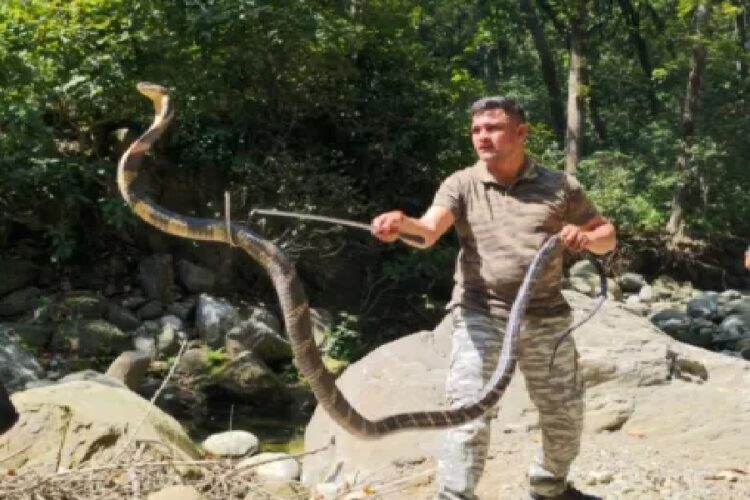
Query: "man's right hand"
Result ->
[[371, 210, 405, 243]]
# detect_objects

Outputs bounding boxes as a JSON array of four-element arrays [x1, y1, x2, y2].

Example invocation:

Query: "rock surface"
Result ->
[[0, 381, 200, 472], [302, 291, 750, 499]]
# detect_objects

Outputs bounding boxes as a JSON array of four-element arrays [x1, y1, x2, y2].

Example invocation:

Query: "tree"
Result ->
[[666, 3, 711, 236]]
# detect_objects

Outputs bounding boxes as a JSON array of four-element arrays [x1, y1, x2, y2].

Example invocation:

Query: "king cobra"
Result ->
[[118, 82, 606, 438]]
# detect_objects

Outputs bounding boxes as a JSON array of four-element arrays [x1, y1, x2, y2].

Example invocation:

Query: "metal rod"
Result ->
[[249, 208, 427, 247]]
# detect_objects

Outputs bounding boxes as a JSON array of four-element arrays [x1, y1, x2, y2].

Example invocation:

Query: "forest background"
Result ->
[[1, 0, 749, 352]]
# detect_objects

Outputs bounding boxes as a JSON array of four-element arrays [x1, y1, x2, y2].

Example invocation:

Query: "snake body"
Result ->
[[117, 82, 605, 438]]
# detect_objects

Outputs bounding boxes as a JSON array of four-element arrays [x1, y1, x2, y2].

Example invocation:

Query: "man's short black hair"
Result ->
[[469, 96, 526, 123]]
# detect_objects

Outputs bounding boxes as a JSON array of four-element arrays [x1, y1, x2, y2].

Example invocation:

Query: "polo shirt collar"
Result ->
[[475, 157, 538, 186]]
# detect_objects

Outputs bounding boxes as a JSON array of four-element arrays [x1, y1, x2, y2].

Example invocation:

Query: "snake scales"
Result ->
[[117, 82, 606, 438]]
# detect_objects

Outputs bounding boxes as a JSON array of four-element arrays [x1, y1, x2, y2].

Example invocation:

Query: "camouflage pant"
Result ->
[[436, 308, 584, 499]]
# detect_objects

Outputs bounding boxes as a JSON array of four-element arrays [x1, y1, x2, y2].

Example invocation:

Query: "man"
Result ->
[[371, 97, 616, 500]]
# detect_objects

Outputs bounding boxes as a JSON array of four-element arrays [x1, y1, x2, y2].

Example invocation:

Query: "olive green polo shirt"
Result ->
[[432, 159, 599, 318]]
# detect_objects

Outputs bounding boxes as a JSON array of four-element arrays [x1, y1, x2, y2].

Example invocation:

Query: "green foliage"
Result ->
[[577, 152, 671, 232], [206, 347, 229, 368], [323, 312, 364, 362]]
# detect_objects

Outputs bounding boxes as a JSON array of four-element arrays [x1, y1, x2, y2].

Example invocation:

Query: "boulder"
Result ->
[[686, 292, 719, 320], [0, 286, 41, 317], [616, 272, 647, 293], [0, 381, 200, 472], [138, 254, 174, 302], [177, 259, 216, 293], [0, 259, 37, 296], [50, 319, 130, 357], [225, 310, 292, 362], [202, 430, 259, 457], [196, 294, 239, 348], [106, 350, 152, 390], [302, 292, 743, 486], [237, 452, 300, 481]]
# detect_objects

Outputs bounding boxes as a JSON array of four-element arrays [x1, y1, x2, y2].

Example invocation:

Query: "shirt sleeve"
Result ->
[[432, 172, 464, 220], [564, 173, 599, 226]]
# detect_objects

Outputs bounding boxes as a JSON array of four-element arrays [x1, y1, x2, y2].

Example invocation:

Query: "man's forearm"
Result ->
[[398, 215, 445, 249], [584, 222, 616, 255]]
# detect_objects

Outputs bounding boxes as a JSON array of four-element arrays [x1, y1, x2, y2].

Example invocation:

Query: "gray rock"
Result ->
[[638, 284, 654, 303], [196, 294, 239, 348], [177, 259, 216, 293], [202, 430, 259, 457], [686, 292, 719, 320], [225, 314, 291, 362], [652, 275, 681, 299], [51, 320, 130, 357], [160, 314, 184, 332], [606, 278, 623, 301], [175, 347, 212, 376], [617, 272, 647, 293], [137, 300, 164, 320], [649, 309, 690, 337], [623, 296, 649, 317], [60, 294, 106, 319], [3, 381, 200, 470], [569, 276, 595, 296], [106, 303, 141, 331], [0, 287, 41, 317], [237, 452, 300, 481], [718, 297, 750, 320], [166, 299, 195, 321], [106, 350, 151, 390], [585, 394, 634, 432], [736, 338, 750, 360], [8, 323, 53, 351], [209, 351, 288, 404], [716, 314, 750, 342], [58, 370, 128, 389], [569, 259, 598, 278], [138, 254, 174, 302], [133, 329, 158, 358], [686, 317, 718, 348], [0, 259, 37, 296]]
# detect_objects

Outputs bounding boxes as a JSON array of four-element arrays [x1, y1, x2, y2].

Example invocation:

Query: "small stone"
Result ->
[[585, 470, 614, 485]]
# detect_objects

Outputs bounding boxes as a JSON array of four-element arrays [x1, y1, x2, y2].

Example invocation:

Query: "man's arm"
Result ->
[[744, 246, 750, 270], [371, 206, 455, 249], [560, 215, 616, 255]]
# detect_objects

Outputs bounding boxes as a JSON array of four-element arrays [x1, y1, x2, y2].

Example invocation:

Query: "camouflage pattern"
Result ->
[[436, 308, 583, 499]]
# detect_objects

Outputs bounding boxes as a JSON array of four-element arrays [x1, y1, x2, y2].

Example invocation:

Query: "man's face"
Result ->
[[470, 108, 527, 163]]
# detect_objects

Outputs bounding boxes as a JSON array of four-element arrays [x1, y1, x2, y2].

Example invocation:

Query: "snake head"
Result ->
[[136, 82, 173, 120], [136, 82, 170, 99]]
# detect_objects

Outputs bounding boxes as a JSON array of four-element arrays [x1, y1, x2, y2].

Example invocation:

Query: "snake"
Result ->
[[117, 82, 607, 438]]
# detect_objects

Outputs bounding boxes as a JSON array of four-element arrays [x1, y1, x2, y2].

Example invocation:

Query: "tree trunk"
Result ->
[[565, 10, 587, 174], [616, 0, 659, 113], [666, 4, 710, 236], [520, 0, 565, 142], [735, 1, 747, 79]]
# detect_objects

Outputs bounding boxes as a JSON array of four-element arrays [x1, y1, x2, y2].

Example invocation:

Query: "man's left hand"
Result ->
[[560, 224, 591, 252]]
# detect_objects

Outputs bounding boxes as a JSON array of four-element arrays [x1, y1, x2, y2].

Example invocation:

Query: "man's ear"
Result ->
[[517, 122, 529, 142]]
